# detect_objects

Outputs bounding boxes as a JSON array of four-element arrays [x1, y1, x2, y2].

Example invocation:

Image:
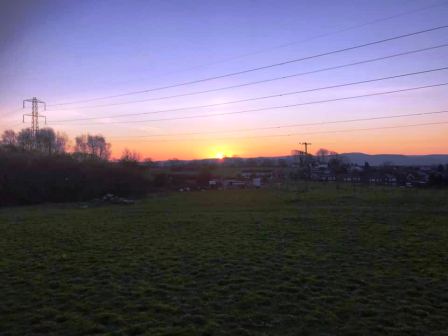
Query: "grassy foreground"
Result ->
[[1, 185, 447, 335]]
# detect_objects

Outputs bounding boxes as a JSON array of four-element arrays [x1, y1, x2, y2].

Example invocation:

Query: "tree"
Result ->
[[143, 157, 153, 167], [17, 128, 34, 151], [74, 134, 89, 154], [1, 129, 17, 146], [33, 128, 69, 155], [120, 148, 141, 166], [0, 149, 150, 206], [74, 134, 111, 160], [328, 155, 350, 178], [316, 148, 337, 163], [55, 131, 69, 154], [6, 127, 68, 154], [36, 128, 56, 154], [316, 148, 329, 162]]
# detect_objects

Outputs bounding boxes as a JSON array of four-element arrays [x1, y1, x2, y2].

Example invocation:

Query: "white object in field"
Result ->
[[253, 178, 262, 188]]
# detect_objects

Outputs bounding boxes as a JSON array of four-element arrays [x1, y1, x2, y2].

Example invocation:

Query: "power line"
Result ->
[[0, 122, 23, 129], [107, 110, 448, 139], [49, 82, 448, 126], [50, 67, 448, 122], [170, 1, 448, 68], [112, 120, 448, 143], [47, 24, 448, 106], [123, 0, 448, 82], [48, 43, 448, 111], [0, 109, 24, 130], [0, 108, 23, 117], [286, 121, 448, 139]]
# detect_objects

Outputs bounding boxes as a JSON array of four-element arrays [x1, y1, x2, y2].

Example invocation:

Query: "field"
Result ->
[[1, 184, 447, 335]]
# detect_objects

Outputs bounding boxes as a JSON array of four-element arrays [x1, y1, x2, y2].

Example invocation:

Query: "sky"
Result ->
[[1, 0, 447, 160]]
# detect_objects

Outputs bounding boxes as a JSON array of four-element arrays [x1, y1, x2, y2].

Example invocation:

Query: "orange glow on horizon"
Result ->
[[107, 124, 448, 161]]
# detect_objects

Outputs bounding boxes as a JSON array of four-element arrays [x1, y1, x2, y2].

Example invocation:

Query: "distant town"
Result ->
[[2, 128, 446, 207], [140, 152, 448, 190]]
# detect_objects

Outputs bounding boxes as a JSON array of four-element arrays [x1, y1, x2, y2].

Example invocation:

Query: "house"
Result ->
[[406, 172, 429, 186], [342, 174, 361, 183], [367, 173, 397, 185], [369, 173, 383, 184], [208, 180, 219, 189], [252, 177, 262, 188], [311, 164, 336, 181], [384, 174, 397, 185]]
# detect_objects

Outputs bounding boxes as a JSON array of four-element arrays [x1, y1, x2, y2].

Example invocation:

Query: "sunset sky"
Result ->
[[1, 0, 447, 160]]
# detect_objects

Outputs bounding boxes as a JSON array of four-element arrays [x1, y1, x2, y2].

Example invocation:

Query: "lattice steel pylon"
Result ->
[[23, 97, 46, 139]]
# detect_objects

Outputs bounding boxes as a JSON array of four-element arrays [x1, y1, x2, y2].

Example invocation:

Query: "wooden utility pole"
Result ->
[[299, 142, 312, 155]]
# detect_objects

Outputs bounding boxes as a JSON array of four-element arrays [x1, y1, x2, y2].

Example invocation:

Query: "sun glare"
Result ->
[[212, 146, 234, 159]]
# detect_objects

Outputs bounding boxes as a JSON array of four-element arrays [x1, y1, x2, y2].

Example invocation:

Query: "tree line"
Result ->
[[0, 127, 150, 206], [1, 128, 112, 159]]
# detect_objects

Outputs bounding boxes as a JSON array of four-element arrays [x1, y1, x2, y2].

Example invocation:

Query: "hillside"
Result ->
[[340, 153, 448, 166]]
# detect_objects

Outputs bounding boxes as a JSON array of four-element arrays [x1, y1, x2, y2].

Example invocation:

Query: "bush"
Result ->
[[0, 147, 150, 206]]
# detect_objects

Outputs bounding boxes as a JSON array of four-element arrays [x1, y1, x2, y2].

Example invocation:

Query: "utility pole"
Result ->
[[299, 142, 312, 155], [23, 97, 46, 144], [299, 141, 312, 190]]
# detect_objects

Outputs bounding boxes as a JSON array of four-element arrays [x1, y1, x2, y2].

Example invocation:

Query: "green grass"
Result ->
[[1, 184, 447, 335]]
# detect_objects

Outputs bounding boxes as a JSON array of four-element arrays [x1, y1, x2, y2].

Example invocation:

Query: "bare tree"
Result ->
[[316, 148, 329, 162], [90, 135, 111, 160], [328, 155, 350, 177], [75, 134, 111, 160], [17, 129, 34, 151], [120, 148, 141, 166], [33, 128, 69, 155], [74, 134, 89, 154], [120, 148, 141, 162], [316, 148, 338, 163], [55, 131, 69, 153], [1, 129, 17, 146], [36, 128, 56, 154]]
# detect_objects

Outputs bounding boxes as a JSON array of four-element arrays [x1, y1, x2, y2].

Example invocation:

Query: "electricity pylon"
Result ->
[[23, 97, 46, 141]]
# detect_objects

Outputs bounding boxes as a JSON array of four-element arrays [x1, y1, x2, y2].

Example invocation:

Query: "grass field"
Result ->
[[1, 184, 447, 335]]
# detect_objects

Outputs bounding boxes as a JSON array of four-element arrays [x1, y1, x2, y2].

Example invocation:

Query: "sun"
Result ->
[[211, 147, 234, 159]]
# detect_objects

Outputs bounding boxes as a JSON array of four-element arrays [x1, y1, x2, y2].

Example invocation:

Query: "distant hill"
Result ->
[[340, 153, 448, 166], [155, 153, 448, 167]]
